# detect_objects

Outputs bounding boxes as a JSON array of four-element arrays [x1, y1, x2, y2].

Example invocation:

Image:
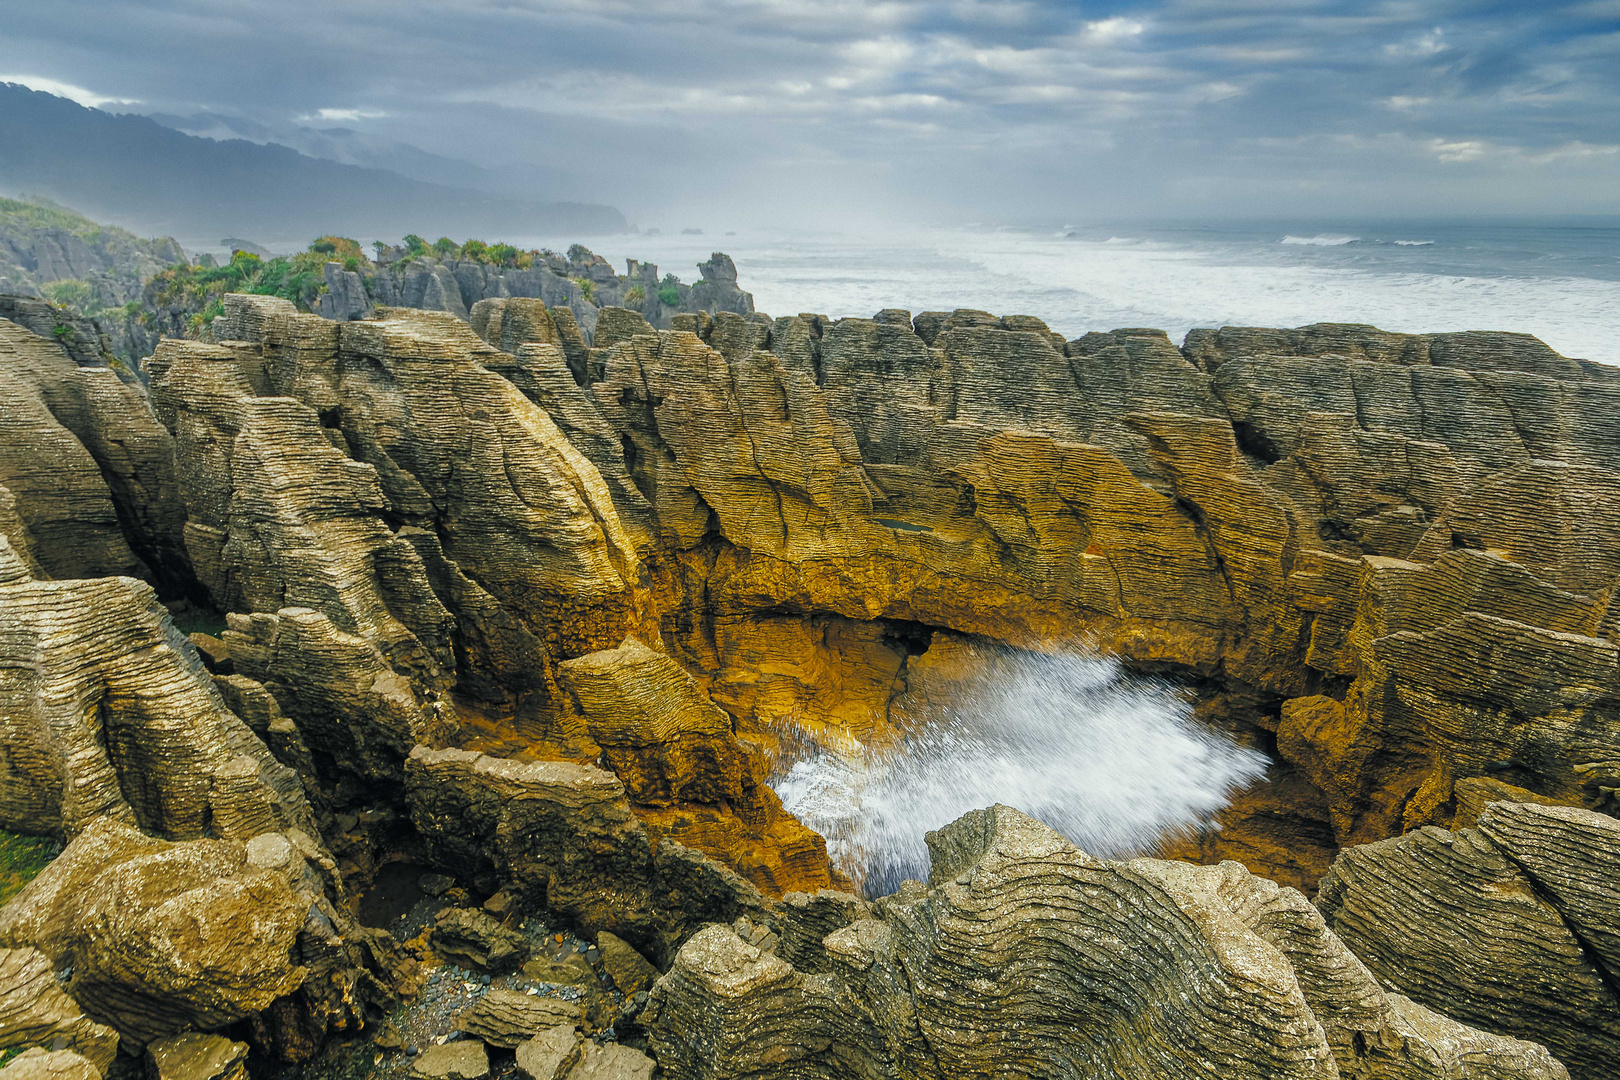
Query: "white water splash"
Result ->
[[773, 650, 1269, 897]]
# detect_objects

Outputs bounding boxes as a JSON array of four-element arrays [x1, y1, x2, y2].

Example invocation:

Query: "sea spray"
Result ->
[[773, 649, 1269, 897]]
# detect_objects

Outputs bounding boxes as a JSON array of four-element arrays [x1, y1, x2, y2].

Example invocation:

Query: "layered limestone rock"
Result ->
[[0, 947, 119, 1072], [645, 805, 1566, 1080], [115, 292, 1620, 895], [0, 323, 148, 583], [0, 1049, 101, 1080], [0, 819, 401, 1060], [364, 246, 754, 337], [578, 312, 1620, 887], [5, 287, 1620, 1079], [144, 297, 821, 890], [403, 745, 774, 964], [0, 820, 308, 1046], [0, 318, 191, 591], [191, 297, 654, 677], [1318, 800, 1620, 1080], [557, 637, 832, 894], [0, 559, 313, 843]]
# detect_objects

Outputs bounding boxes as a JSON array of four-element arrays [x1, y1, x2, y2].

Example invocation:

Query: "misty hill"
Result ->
[[0, 84, 625, 240], [146, 111, 511, 193], [0, 194, 184, 309]]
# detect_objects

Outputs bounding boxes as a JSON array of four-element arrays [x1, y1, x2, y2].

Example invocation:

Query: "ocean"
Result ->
[[520, 218, 1620, 366]]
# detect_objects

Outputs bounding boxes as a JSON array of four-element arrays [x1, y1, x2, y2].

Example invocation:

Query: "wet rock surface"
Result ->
[[144, 1032, 248, 1080]]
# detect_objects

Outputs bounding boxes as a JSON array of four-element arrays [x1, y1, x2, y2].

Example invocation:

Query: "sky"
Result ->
[[3, 0, 1618, 227]]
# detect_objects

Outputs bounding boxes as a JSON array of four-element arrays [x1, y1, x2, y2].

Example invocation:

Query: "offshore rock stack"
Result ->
[[0, 281, 1618, 1079]]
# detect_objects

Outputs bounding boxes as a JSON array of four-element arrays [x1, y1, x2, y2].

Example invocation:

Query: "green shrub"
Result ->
[[433, 237, 459, 258], [624, 286, 646, 306], [41, 278, 98, 314], [402, 234, 429, 257], [0, 195, 127, 244], [489, 243, 519, 266], [461, 239, 490, 263], [657, 284, 682, 307], [0, 830, 60, 905], [573, 278, 596, 302], [310, 236, 364, 262]]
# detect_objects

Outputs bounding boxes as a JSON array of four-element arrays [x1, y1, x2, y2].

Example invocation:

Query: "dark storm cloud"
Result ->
[[3, 0, 1616, 221]]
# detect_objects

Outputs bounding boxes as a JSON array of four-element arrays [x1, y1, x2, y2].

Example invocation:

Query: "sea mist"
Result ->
[[774, 649, 1269, 897]]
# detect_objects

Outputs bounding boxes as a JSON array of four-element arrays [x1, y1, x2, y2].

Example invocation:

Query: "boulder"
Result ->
[[521, 954, 597, 990], [144, 1033, 248, 1080], [0, 819, 392, 1060], [594, 933, 658, 996], [565, 1043, 655, 1080], [0, 1049, 98, 1080], [514, 1025, 581, 1080], [432, 909, 530, 974], [0, 948, 118, 1072], [410, 1040, 488, 1080], [454, 990, 581, 1048], [0, 820, 305, 1046]]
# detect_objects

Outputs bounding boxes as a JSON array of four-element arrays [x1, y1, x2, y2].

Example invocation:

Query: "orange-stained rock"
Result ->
[[11, 296, 1620, 900], [557, 636, 832, 896]]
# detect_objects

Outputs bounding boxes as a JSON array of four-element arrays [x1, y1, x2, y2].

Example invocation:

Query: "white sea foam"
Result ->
[[512, 223, 1620, 366], [773, 649, 1268, 897], [1393, 239, 1435, 246], [1280, 234, 1359, 246]]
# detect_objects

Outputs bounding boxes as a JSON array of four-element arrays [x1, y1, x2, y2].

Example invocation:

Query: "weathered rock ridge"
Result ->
[[644, 804, 1568, 1080], [1, 287, 1618, 1076], [8, 293, 1620, 889], [1318, 801, 1620, 1080]]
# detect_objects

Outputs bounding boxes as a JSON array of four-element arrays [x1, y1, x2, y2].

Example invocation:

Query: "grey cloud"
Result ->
[[1, 0, 1616, 223]]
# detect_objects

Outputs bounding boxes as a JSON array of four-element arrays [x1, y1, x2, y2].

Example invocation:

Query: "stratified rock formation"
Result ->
[[1318, 800, 1620, 1080], [0, 196, 184, 311], [1, 283, 1618, 1079], [645, 805, 1567, 1080], [404, 745, 773, 964]]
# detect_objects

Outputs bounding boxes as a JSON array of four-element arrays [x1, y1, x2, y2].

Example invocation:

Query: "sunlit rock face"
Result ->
[[5, 295, 1620, 901], [1, 288, 1617, 1076]]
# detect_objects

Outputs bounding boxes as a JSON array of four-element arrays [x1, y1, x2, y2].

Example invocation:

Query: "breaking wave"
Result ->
[[773, 649, 1269, 897], [1280, 234, 1360, 246]]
